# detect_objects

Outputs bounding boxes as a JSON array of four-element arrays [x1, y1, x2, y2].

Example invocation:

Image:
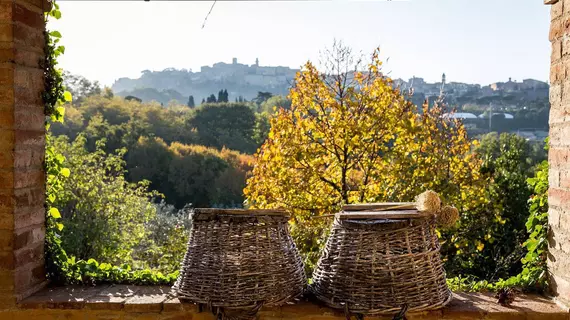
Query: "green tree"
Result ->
[[253, 91, 273, 105], [207, 94, 217, 103], [125, 95, 142, 103], [441, 132, 541, 280], [187, 95, 195, 108], [188, 103, 257, 153], [63, 71, 102, 105], [259, 95, 292, 114], [51, 135, 159, 264], [253, 112, 271, 146]]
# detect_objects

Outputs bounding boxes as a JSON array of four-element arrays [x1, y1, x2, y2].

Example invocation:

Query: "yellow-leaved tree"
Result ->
[[244, 43, 489, 272]]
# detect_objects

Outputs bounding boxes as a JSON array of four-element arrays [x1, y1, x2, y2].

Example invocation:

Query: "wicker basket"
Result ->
[[173, 208, 306, 319], [310, 206, 452, 316]]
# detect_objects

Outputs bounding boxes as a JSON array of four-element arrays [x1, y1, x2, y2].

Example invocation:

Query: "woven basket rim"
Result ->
[[336, 209, 433, 220], [342, 202, 416, 211], [192, 208, 290, 218]]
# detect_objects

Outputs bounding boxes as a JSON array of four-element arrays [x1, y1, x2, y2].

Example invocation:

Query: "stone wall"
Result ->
[[0, 0, 50, 307], [547, 0, 570, 307]]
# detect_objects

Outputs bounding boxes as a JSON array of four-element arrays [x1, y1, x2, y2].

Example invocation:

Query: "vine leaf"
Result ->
[[61, 168, 70, 177], [49, 207, 61, 219]]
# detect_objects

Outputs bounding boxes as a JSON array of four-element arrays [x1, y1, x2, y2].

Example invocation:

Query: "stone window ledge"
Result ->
[[6, 285, 569, 319]]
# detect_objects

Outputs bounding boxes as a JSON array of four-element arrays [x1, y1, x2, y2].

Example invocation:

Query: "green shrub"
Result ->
[[133, 202, 191, 273], [51, 135, 160, 265]]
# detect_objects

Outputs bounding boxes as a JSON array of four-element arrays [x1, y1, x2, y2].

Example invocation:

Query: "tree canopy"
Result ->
[[244, 43, 488, 271]]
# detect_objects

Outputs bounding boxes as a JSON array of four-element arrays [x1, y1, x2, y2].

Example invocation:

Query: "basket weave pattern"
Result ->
[[174, 209, 306, 311], [310, 216, 452, 315]]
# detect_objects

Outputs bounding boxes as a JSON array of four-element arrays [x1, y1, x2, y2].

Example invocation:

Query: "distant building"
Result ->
[[443, 112, 478, 119]]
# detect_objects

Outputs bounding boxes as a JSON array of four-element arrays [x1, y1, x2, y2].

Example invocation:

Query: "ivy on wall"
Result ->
[[43, 2, 177, 286]]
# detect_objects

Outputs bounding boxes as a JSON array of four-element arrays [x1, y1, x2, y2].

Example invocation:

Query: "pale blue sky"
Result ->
[[49, 0, 551, 87]]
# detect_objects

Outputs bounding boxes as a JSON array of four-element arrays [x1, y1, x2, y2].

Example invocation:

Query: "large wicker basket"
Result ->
[[310, 204, 452, 316], [173, 208, 306, 319]]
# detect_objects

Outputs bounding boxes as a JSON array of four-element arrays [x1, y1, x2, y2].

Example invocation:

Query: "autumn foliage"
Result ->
[[244, 44, 489, 271]]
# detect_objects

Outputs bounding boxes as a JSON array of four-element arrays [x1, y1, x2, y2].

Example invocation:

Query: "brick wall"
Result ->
[[547, 0, 570, 307], [0, 0, 49, 306]]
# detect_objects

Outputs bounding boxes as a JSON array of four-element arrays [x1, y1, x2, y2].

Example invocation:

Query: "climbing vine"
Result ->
[[43, 1, 177, 285]]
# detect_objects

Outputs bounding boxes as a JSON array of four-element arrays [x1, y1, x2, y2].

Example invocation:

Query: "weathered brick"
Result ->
[[0, 148, 13, 169], [549, 122, 570, 147], [553, 39, 563, 62], [549, 187, 570, 209], [13, 206, 43, 230], [13, 225, 43, 250], [0, 109, 14, 129], [14, 241, 42, 268], [0, 2, 13, 22], [550, 84, 562, 106], [0, 211, 14, 229], [552, 0, 564, 21], [14, 67, 43, 105], [14, 48, 42, 68], [14, 106, 44, 131], [0, 250, 14, 270], [550, 148, 570, 169], [560, 209, 570, 233], [0, 23, 13, 43], [0, 66, 14, 87], [563, 36, 570, 57], [0, 193, 15, 212], [0, 270, 14, 290], [0, 230, 12, 251], [0, 169, 14, 190], [14, 130, 44, 148], [12, 22, 43, 50], [13, 187, 44, 208], [13, 261, 44, 295], [0, 48, 15, 64], [550, 273, 570, 306], [561, 79, 570, 103], [13, 169, 43, 189], [550, 249, 570, 280], [550, 62, 565, 84], [17, 0, 52, 13], [13, 3, 43, 30], [560, 169, 570, 188], [14, 147, 43, 169], [551, 19, 564, 41], [549, 206, 562, 229], [0, 85, 14, 105], [549, 104, 569, 124]]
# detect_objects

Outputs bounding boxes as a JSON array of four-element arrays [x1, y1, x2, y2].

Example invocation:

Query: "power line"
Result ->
[[202, 0, 217, 29]]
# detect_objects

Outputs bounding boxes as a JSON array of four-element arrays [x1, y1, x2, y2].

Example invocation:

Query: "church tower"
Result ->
[[440, 73, 446, 97]]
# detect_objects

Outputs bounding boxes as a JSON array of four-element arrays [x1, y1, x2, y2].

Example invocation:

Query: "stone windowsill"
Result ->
[[5, 285, 569, 319]]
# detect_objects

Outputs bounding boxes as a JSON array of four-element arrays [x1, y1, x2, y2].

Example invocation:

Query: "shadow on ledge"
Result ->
[[4, 285, 569, 320]]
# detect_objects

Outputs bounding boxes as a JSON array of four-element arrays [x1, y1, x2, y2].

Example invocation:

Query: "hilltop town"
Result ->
[[112, 58, 299, 104], [112, 58, 549, 109]]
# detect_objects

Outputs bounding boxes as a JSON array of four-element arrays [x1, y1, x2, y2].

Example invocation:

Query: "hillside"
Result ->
[[112, 59, 298, 105]]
